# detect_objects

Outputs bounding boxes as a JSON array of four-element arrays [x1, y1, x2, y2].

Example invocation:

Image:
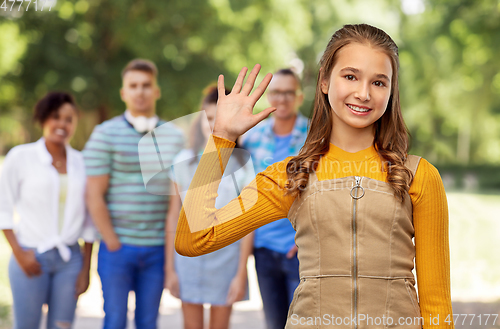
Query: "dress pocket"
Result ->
[[287, 279, 305, 318], [404, 278, 421, 318]]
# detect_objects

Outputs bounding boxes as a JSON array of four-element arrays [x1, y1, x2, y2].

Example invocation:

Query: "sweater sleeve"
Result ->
[[409, 158, 454, 329], [175, 135, 296, 257]]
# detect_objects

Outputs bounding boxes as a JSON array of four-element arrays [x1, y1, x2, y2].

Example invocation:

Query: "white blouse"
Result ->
[[0, 138, 96, 261]]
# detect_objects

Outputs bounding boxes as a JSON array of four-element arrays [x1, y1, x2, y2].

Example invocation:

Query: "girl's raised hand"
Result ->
[[213, 64, 276, 142]]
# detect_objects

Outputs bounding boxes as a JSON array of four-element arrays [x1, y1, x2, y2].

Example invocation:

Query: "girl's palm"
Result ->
[[214, 64, 276, 141]]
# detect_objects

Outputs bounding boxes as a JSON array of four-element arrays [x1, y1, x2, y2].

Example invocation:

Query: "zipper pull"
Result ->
[[350, 176, 365, 199]]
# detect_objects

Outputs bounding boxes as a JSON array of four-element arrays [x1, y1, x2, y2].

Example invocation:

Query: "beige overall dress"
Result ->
[[285, 156, 422, 329]]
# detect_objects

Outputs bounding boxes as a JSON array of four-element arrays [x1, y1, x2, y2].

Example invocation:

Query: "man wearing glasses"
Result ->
[[241, 68, 308, 329]]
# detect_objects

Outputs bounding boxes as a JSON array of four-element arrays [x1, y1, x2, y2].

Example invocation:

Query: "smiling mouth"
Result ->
[[55, 129, 67, 137], [346, 104, 371, 113]]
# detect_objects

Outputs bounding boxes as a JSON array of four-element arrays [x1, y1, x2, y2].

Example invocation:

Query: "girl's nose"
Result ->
[[354, 82, 371, 102]]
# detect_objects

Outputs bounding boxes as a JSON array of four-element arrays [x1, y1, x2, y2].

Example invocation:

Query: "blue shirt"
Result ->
[[241, 113, 308, 254], [274, 134, 293, 163]]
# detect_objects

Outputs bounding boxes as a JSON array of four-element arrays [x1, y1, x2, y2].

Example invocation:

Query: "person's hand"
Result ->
[[226, 272, 247, 305], [286, 245, 298, 259], [75, 270, 90, 298], [213, 64, 276, 142], [14, 249, 42, 277], [165, 269, 180, 299], [105, 237, 122, 252]]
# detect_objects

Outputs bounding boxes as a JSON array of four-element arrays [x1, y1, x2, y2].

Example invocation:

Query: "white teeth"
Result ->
[[347, 104, 370, 112], [55, 129, 66, 136]]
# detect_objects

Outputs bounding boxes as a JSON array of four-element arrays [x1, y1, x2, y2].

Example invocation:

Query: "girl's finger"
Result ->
[[252, 107, 276, 126], [249, 72, 273, 104], [231, 67, 248, 94], [240, 64, 261, 96], [217, 74, 226, 99]]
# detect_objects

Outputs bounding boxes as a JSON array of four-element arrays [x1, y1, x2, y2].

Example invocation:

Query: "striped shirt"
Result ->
[[83, 115, 184, 246]]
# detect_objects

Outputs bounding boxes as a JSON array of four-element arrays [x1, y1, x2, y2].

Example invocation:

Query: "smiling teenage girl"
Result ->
[[175, 24, 453, 329]]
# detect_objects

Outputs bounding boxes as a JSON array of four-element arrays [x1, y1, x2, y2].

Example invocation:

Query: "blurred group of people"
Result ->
[[0, 58, 306, 329], [0, 23, 456, 329]]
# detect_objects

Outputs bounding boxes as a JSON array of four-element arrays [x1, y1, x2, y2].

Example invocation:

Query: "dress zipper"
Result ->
[[350, 176, 364, 329]]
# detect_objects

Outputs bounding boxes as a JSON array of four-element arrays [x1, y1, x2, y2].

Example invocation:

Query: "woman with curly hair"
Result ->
[[0, 92, 95, 329]]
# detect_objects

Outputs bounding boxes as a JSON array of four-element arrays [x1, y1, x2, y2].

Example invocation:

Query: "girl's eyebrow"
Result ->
[[375, 73, 390, 82], [340, 67, 360, 74], [340, 67, 390, 82]]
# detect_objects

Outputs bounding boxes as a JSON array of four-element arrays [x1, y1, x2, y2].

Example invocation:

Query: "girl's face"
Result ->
[[321, 42, 393, 133], [201, 103, 217, 140], [42, 103, 78, 145]]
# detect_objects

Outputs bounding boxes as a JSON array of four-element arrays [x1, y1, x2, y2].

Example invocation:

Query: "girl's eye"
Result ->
[[374, 81, 386, 87], [345, 75, 356, 81]]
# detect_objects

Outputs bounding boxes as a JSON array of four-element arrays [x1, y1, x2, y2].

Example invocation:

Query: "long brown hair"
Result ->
[[285, 24, 413, 201]]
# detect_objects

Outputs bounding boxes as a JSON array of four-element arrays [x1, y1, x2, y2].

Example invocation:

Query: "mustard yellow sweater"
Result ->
[[175, 135, 454, 329]]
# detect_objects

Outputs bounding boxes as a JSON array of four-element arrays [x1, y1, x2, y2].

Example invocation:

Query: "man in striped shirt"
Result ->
[[84, 59, 184, 329]]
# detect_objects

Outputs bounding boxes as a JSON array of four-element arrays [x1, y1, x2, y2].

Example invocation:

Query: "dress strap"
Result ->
[[404, 155, 422, 177], [309, 171, 319, 184]]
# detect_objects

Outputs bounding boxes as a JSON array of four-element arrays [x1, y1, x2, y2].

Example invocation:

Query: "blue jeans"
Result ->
[[97, 242, 165, 329], [254, 247, 300, 329], [8, 244, 83, 329]]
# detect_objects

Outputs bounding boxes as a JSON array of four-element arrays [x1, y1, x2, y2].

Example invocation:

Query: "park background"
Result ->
[[0, 0, 499, 327]]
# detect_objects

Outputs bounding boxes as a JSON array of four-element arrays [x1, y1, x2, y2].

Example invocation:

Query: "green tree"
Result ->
[[398, 0, 500, 164], [1, 0, 499, 166]]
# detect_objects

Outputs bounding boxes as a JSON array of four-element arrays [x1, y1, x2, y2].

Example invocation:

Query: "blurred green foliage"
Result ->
[[438, 164, 500, 191], [0, 0, 499, 166], [398, 0, 500, 164]]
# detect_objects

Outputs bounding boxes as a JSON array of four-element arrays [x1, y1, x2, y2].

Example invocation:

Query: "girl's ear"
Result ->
[[320, 80, 329, 95], [319, 67, 329, 95]]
